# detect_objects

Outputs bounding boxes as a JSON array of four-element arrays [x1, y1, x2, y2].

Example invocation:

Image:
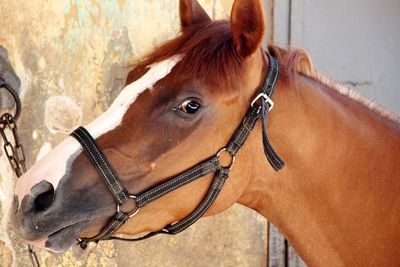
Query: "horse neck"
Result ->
[[238, 72, 400, 266]]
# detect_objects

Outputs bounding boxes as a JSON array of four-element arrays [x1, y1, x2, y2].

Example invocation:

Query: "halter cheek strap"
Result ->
[[71, 127, 131, 205], [70, 52, 284, 249]]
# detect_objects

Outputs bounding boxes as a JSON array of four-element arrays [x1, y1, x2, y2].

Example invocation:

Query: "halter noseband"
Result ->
[[70, 52, 284, 249]]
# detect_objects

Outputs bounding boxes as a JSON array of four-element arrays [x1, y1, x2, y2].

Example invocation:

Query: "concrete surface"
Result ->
[[0, 0, 269, 266]]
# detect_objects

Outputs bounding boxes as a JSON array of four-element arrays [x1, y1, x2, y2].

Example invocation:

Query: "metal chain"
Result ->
[[0, 79, 40, 267], [0, 113, 27, 177]]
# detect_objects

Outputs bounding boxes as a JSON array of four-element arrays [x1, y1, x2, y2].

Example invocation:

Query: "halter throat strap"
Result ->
[[70, 52, 284, 249]]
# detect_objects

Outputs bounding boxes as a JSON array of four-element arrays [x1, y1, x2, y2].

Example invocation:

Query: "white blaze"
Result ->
[[86, 55, 181, 138], [15, 56, 181, 204]]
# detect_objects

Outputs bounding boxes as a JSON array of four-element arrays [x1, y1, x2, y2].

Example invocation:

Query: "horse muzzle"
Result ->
[[11, 183, 90, 252]]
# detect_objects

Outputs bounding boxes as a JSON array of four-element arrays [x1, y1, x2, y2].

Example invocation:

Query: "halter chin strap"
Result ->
[[70, 52, 284, 249]]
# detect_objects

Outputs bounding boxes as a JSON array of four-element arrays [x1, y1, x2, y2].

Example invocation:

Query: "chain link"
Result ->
[[0, 113, 27, 177], [1, 82, 40, 266]]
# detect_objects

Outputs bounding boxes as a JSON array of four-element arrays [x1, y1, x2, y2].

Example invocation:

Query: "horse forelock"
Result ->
[[127, 21, 243, 90]]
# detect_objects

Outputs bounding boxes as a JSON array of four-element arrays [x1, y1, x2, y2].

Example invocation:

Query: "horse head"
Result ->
[[12, 0, 272, 252]]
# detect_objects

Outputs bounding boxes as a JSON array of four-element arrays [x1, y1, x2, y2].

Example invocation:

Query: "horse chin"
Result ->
[[31, 221, 88, 253]]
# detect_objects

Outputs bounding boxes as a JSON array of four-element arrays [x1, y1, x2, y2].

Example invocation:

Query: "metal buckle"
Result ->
[[216, 148, 236, 171], [251, 93, 275, 111], [117, 195, 140, 218]]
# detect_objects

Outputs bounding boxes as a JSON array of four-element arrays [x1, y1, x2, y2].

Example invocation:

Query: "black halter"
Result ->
[[70, 52, 284, 249]]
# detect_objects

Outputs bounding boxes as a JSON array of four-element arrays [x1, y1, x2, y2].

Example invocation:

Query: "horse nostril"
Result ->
[[31, 180, 55, 212], [34, 187, 55, 212]]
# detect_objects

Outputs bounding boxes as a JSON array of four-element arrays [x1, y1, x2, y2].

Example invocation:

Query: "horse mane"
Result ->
[[269, 45, 400, 123]]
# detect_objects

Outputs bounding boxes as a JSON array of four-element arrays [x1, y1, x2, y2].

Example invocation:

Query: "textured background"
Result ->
[[0, 0, 269, 266]]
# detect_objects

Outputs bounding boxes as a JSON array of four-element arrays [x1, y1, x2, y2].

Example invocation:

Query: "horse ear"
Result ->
[[179, 0, 212, 29], [230, 0, 266, 59]]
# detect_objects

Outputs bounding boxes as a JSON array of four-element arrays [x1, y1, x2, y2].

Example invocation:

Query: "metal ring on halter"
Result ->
[[116, 195, 140, 218], [216, 148, 236, 171]]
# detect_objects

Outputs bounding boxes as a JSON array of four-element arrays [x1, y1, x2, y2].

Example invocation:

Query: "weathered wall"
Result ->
[[0, 0, 269, 266], [274, 0, 400, 116]]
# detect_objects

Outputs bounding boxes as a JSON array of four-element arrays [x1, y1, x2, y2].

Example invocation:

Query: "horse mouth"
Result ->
[[40, 221, 89, 252]]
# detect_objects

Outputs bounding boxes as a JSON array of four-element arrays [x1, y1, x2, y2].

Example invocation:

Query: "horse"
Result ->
[[11, 0, 400, 265]]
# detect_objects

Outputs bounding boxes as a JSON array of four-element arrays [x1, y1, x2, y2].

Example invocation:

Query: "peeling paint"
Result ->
[[44, 96, 83, 134]]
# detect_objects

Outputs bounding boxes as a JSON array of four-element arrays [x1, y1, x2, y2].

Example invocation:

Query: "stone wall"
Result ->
[[0, 0, 268, 266]]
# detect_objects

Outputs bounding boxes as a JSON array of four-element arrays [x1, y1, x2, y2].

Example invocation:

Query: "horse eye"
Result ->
[[177, 99, 202, 114]]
